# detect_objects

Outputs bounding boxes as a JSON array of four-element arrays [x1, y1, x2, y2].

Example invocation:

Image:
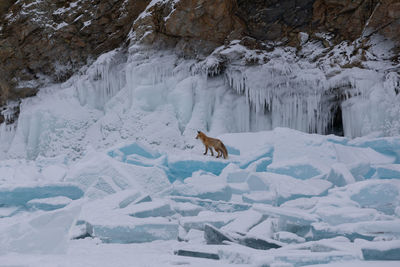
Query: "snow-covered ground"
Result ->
[[1, 124, 400, 266], [0, 28, 400, 265]]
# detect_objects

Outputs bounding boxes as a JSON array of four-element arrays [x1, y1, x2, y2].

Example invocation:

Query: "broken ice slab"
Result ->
[[349, 136, 400, 163], [167, 159, 229, 181], [0, 206, 19, 218], [270, 250, 358, 266], [0, 184, 84, 207], [204, 223, 282, 250], [334, 144, 396, 179], [66, 150, 170, 198], [179, 211, 238, 231], [0, 205, 82, 254], [274, 231, 305, 244], [107, 142, 161, 161], [91, 216, 179, 243], [237, 236, 282, 250], [253, 204, 320, 225], [169, 196, 251, 212], [118, 192, 150, 208], [226, 170, 250, 183], [253, 204, 319, 236], [171, 201, 204, 216], [69, 220, 93, 240], [267, 156, 330, 180], [325, 163, 356, 187], [376, 164, 400, 179], [27, 196, 72, 211], [170, 173, 232, 202], [247, 218, 277, 240], [182, 228, 205, 243], [312, 220, 400, 241], [221, 209, 263, 234], [239, 149, 274, 170], [225, 145, 240, 156], [251, 237, 358, 267], [314, 206, 380, 226], [284, 236, 352, 252], [106, 141, 166, 169], [348, 180, 400, 215], [260, 237, 360, 265], [246, 174, 269, 191], [245, 173, 332, 205], [248, 157, 273, 172], [174, 249, 220, 260], [80, 189, 145, 217], [229, 182, 250, 194], [204, 224, 234, 245], [242, 191, 277, 205], [124, 199, 175, 218], [359, 240, 400, 260]]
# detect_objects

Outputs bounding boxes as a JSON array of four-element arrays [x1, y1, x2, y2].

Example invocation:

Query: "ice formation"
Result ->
[[1, 34, 399, 162]]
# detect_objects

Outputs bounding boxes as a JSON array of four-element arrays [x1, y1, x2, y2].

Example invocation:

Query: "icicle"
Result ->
[[75, 50, 126, 111]]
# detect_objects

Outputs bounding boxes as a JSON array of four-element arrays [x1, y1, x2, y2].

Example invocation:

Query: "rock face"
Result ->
[[236, 0, 315, 42], [0, 0, 150, 110], [132, 0, 244, 55], [312, 0, 400, 43], [0, 0, 399, 123], [237, 0, 400, 44]]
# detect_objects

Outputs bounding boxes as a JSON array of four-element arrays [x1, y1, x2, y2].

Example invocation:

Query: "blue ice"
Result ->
[[0, 184, 84, 207], [167, 160, 229, 182], [351, 183, 399, 215]]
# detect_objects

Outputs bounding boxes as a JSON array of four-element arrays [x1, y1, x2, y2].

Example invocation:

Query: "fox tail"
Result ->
[[220, 142, 228, 159]]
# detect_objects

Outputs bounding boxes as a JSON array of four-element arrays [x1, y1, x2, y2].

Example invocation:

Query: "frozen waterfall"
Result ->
[[0, 42, 399, 160]]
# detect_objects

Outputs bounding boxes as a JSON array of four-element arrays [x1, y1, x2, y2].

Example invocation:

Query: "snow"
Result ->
[[2, 121, 400, 265], [2, 122, 400, 265]]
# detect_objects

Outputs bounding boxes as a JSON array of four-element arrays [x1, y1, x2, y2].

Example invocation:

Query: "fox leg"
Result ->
[[209, 147, 214, 156], [216, 149, 221, 158], [204, 146, 208, 155]]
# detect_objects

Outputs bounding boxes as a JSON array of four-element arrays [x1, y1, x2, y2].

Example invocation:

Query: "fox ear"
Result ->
[[197, 130, 200, 134]]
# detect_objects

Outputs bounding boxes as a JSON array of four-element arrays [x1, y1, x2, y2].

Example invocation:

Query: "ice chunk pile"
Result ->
[[1, 128, 400, 266]]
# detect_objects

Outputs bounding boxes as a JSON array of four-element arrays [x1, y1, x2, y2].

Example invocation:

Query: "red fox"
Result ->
[[195, 131, 228, 159]]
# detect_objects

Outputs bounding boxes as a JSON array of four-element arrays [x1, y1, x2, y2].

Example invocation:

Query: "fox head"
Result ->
[[195, 130, 204, 140]]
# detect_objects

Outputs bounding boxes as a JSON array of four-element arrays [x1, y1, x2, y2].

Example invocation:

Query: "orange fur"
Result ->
[[195, 131, 228, 159]]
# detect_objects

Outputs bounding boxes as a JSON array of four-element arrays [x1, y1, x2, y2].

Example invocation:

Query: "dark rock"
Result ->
[[236, 0, 315, 41], [0, 0, 15, 18], [174, 249, 220, 260], [312, 0, 400, 43], [0, 0, 151, 107], [204, 224, 234, 245]]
